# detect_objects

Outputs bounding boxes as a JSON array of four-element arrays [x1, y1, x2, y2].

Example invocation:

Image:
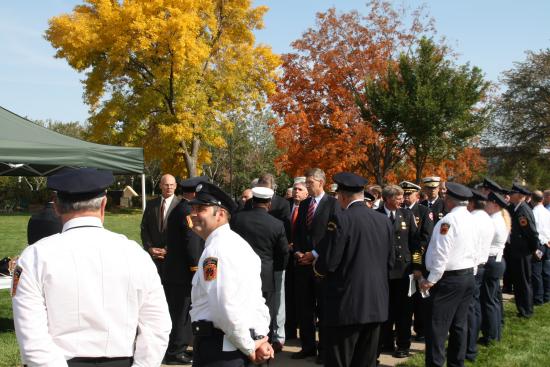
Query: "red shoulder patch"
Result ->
[[203, 257, 218, 281], [519, 216, 528, 227], [440, 223, 450, 235], [11, 265, 22, 297]]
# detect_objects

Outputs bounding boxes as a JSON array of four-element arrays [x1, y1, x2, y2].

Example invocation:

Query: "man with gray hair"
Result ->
[[420, 182, 476, 367], [12, 168, 171, 367]]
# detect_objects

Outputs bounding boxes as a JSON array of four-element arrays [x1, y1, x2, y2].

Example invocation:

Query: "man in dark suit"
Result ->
[[508, 183, 540, 318], [27, 194, 62, 245], [315, 172, 394, 367], [401, 181, 434, 341], [231, 187, 289, 337], [292, 168, 340, 363], [163, 176, 206, 365], [140, 174, 180, 275], [377, 185, 418, 358], [420, 176, 446, 223]]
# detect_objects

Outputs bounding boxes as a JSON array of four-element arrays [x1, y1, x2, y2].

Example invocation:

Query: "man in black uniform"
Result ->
[[292, 168, 340, 363], [421, 176, 446, 223], [314, 172, 394, 367], [508, 183, 540, 318], [400, 181, 434, 341], [377, 185, 418, 358], [141, 174, 180, 275], [163, 176, 206, 365], [231, 187, 289, 338], [27, 194, 62, 245]]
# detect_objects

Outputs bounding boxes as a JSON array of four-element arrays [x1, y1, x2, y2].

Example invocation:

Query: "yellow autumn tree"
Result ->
[[46, 0, 280, 176]]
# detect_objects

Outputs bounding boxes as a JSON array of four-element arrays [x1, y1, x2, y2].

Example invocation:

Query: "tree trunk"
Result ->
[[182, 137, 201, 177]]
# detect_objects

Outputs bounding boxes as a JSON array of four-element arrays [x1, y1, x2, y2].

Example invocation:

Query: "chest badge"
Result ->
[[203, 257, 218, 281]]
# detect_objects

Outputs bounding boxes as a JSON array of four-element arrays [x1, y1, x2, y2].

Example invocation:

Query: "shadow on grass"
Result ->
[[0, 318, 14, 333]]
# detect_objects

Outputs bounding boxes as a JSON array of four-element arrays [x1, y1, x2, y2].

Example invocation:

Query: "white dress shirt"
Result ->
[[533, 204, 550, 245], [161, 194, 175, 219], [12, 216, 171, 367], [471, 209, 495, 266], [489, 210, 508, 259], [425, 206, 476, 284], [190, 224, 270, 356]]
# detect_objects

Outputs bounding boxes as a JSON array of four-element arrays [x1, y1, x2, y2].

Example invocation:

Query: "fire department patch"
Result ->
[[203, 257, 218, 281], [11, 265, 22, 297], [519, 216, 528, 227], [440, 223, 450, 235]]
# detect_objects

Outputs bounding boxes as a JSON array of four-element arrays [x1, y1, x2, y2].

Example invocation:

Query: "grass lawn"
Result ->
[[0, 212, 143, 367]]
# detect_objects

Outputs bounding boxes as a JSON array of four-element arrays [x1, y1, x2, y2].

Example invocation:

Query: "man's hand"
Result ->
[[420, 279, 433, 292], [148, 247, 167, 260], [297, 251, 315, 265], [248, 337, 273, 364], [288, 243, 294, 251], [294, 251, 304, 260]]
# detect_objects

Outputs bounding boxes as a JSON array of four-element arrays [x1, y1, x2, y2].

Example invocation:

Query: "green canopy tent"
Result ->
[[0, 106, 146, 209]]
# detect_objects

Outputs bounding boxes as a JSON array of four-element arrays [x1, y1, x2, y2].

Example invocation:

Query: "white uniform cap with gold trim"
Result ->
[[422, 176, 441, 188], [252, 187, 274, 199], [329, 183, 338, 193], [399, 181, 421, 193]]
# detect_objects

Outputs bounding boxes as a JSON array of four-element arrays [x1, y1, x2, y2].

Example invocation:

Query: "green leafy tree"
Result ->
[[361, 37, 491, 182]]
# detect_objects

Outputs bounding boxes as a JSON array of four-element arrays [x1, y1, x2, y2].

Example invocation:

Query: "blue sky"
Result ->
[[0, 0, 548, 123]]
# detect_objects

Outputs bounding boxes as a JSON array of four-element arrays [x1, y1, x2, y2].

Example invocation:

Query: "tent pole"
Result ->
[[141, 173, 146, 211]]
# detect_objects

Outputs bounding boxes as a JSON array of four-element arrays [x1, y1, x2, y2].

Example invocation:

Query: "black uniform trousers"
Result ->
[[509, 254, 534, 317], [164, 284, 193, 357], [466, 266, 485, 361], [294, 265, 324, 354], [263, 290, 275, 339], [480, 256, 505, 342], [193, 334, 249, 367], [284, 262, 298, 339], [412, 290, 426, 338], [531, 258, 550, 305], [380, 278, 413, 350], [67, 358, 132, 367], [425, 271, 474, 367], [325, 323, 381, 367]]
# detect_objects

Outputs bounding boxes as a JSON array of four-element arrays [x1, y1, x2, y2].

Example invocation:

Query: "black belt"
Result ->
[[68, 357, 132, 363], [443, 268, 473, 276], [192, 320, 265, 340]]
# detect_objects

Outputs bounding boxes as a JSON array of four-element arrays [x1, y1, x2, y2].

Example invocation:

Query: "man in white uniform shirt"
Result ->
[[421, 182, 476, 367], [465, 189, 495, 362], [12, 168, 171, 367], [530, 190, 550, 305], [480, 192, 509, 344], [188, 181, 273, 366]]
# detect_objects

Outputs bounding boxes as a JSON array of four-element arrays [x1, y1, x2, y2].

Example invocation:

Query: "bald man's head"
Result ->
[[160, 174, 176, 198]]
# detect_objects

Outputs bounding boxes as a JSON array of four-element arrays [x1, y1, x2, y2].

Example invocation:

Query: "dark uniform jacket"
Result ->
[[376, 206, 418, 279], [406, 202, 434, 270], [315, 201, 395, 326], [294, 194, 340, 254], [420, 197, 446, 223], [27, 202, 62, 245], [163, 199, 204, 293], [245, 194, 291, 240], [231, 207, 289, 292], [509, 201, 540, 258]]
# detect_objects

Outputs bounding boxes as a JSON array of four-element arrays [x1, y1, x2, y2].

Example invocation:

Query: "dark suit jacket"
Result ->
[[27, 202, 62, 245], [294, 194, 340, 254], [244, 194, 291, 240], [163, 199, 204, 292], [140, 195, 180, 250], [510, 201, 540, 258], [231, 207, 289, 292], [315, 201, 395, 326], [420, 197, 446, 223], [406, 202, 434, 271], [376, 206, 417, 279]]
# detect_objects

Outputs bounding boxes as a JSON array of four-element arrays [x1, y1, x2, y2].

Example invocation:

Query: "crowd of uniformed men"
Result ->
[[11, 166, 550, 367]]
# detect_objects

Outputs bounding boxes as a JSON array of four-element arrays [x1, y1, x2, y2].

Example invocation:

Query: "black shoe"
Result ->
[[517, 312, 532, 319], [413, 335, 425, 342], [163, 354, 193, 365], [291, 349, 316, 359], [380, 345, 395, 354], [315, 355, 324, 365], [393, 349, 410, 358]]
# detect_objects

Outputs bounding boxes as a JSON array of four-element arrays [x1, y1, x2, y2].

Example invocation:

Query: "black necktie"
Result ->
[[390, 211, 395, 223]]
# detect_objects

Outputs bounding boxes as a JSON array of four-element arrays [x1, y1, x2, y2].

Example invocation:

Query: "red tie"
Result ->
[[159, 199, 166, 229], [306, 199, 317, 227], [291, 206, 299, 227]]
